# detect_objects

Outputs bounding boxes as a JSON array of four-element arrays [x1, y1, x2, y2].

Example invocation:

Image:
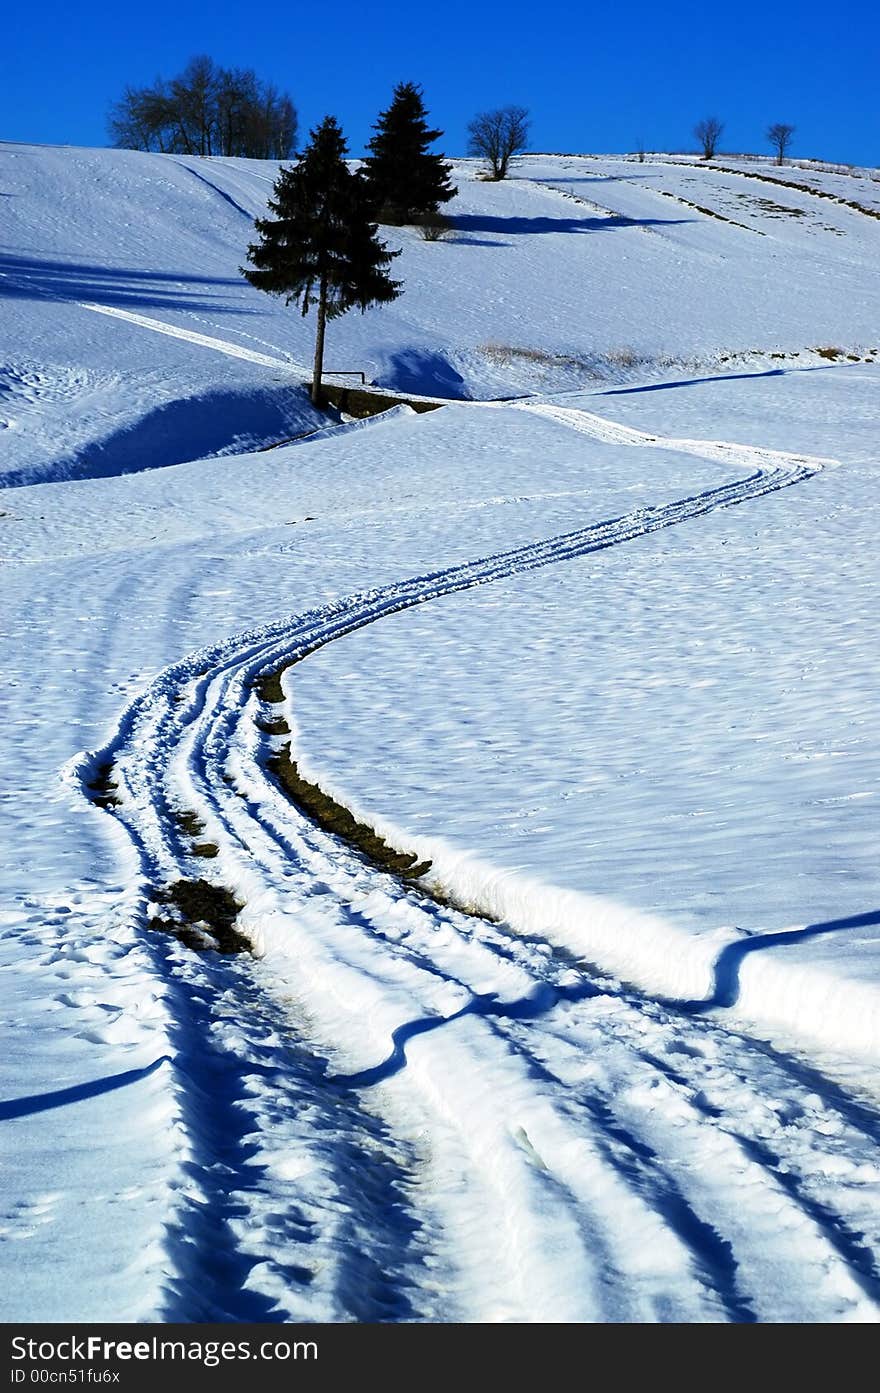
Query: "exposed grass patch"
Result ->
[[257, 714, 291, 735], [481, 342, 593, 370], [171, 808, 220, 859], [150, 877, 249, 954], [735, 193, 807, 217], [815, 346, 844, 360], [482, 341, 693, 382], [256, 671, 287, 705], [268, 742, 432, 880], [602, 347, 659, 370], [254, 665, 502, 919], [256, 662, 433, 881], [173, 808, 205, 838]]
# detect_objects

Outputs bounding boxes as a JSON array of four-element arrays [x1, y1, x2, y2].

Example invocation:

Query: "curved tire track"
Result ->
[[67, 409, 880, 1322]]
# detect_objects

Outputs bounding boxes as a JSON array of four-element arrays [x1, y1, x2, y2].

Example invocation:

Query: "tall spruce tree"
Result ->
[[243, 116, 401, 405], [361, 81, 456, 225]]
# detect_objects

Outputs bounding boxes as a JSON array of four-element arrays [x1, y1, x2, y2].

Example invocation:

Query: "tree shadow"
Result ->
[[376, 347, 469, 399], [1, 381, 314, 489], [601, 363, 845, 397], [0, 1056, 169, 1120], [331, 978, 599, 1089], [674, 909, 880, 1013], [446, 235, 512, 247], [452, 212, 693, 237], [0, 252, 249, 313], [602, 368, 788, 395]]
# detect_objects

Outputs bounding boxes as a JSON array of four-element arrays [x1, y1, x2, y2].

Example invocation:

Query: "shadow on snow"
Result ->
[[331, 978, 599, 1089], [0, 1057, 169, 1120], [676, 908, 880, 1013], [451, 212, 693, 237], [0, 252, 249, 313]]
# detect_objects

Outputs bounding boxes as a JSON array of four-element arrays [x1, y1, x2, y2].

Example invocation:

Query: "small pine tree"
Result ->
[[361, 81, 457, 225], [243, 116, 402, 406]]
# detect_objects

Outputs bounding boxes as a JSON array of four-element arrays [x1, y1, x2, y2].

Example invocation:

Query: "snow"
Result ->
[[288, 369, 880, 1059], [3, 144, 879, 486], [2, 140, 880, 1324]]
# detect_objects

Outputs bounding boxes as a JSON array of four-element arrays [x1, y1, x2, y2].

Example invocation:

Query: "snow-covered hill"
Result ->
[[2, 142, 880, 1325], [2, 143, 878, 485]]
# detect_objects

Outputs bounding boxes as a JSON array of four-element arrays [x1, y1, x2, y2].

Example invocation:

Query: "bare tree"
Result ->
[[170, 55, 219, 155], [467, 105, 530, 179], [634, 137, 646, 163], [108, 85, 168, 152], [694, 116, 724, 160], [109, 81, 184, 153], [108, 57, 297, 159], [767, 122, 795, 165]]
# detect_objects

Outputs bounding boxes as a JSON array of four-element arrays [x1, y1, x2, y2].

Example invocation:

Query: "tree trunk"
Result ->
[[311, 279, 328, 408]]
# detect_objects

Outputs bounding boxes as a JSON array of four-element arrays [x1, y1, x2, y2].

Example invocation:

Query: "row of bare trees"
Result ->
[[693, 116, 796, 164], [108, 56, 297, 159]]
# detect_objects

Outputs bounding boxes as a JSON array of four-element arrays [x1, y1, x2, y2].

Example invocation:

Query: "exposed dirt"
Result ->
[[317, 384, 444, 418], [150, 877, 250, 954], [268, 741, 432, 881], [86, 761, 121, 809]]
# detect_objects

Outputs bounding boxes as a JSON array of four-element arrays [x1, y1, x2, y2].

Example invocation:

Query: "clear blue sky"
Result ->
[[3, 1, 878, 166]]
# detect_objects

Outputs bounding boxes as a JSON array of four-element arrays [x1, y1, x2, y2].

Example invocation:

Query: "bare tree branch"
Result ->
[[467, 105, 530, 180], [694, 116, 724, 160], [108, 58, 297, 159], [767, 123, 796, 165]]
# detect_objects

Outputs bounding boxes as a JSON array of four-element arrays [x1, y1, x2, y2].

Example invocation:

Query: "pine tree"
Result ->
[[361, 81, 457, 225], [243, 116, 401, 405]]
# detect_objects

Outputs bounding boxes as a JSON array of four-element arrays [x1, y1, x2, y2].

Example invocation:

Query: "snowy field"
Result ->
[[290, 370, 880, 1057], [2, 141, 880, 1324], [2, 144, 879, 487]]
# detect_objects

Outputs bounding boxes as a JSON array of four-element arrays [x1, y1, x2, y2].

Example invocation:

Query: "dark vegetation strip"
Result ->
[[653, 187, 765, 234], [677, 159, 880, 222], [255, 673, 432, 880], [269, 742, 433, 879]]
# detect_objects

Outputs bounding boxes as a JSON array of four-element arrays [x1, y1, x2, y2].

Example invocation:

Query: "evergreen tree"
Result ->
[[361, 81, 457, 225], [243, 117, 401, 406]]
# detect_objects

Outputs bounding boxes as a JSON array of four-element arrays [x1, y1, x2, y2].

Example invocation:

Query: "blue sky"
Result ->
[[3, 1, 878, 165]]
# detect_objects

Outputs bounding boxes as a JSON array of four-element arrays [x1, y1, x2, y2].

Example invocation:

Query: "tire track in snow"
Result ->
[[79, 301, 307, 374], [67, 408, 880, 1322]]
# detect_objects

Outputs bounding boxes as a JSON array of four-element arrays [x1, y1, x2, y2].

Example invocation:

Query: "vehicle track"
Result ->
[[70, 407, 880, 1321]]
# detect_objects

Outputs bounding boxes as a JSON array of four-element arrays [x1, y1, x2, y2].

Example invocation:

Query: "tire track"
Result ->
[[66, 407, 880, 1322]]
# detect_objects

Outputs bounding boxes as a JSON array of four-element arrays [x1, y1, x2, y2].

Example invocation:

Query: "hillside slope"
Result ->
[[2, 143, 878, 484], [2, 142, 879, 1326]]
